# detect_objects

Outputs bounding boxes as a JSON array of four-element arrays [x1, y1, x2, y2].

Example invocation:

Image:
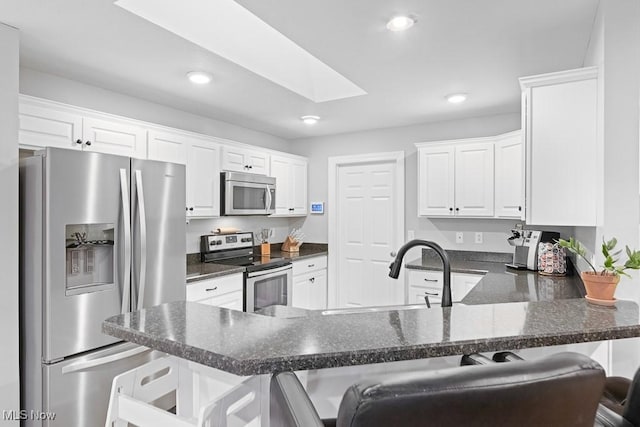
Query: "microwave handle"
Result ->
[[265, 185, 272, 213]]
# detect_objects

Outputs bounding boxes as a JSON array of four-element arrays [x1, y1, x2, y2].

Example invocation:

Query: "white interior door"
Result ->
[[332, 153, 404, 308]]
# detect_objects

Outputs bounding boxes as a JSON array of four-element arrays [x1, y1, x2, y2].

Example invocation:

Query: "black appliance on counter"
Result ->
[[200, 232, 292, 312]]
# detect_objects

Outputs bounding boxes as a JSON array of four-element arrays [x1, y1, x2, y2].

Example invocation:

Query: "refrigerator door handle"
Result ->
[[60, 346, 151, 375], [119, 168, 131, 314], [134, 169, 148, 310]]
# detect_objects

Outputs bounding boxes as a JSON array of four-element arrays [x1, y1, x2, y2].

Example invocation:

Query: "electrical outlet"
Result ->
[[407, 230, 415, 240], [475, 232, 483, 244], [456, 232, 464, 244]]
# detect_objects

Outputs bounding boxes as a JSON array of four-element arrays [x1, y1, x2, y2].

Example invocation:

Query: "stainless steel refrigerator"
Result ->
[[20, 147, 186, 426]]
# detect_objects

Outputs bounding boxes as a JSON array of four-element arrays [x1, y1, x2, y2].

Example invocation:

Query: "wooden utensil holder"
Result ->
[[260, 243, 271, 256], [281, 236, 301, 253]]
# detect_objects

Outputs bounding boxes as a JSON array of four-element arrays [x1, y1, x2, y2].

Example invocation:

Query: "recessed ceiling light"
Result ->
[[446, 93, 468, 104], [301, 115, 320, 125], [186, 71, 212, 85], [386, 15, 416, 32]]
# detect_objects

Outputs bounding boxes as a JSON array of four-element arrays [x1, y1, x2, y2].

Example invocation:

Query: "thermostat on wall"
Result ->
[[310, 202, 324, 214]]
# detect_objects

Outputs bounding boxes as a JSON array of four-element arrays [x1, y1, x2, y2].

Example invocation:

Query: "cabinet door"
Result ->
[[292, 269, 327, 310], [82, 116, 147, 158], [451, 272, 483, 302], [525, 77, 597, 226], [454, 142, 494, 217], [221, 146, 247, 172], [495, 132, 524, 218], [247, 151, 269, 175], [203, 290, 243, 311], [147, 129, 188, 164], [290, 159, 308, 215], [418, 146, 455, 216], [18, 101, 83, 150], [187, 139, 220, 218], [270, 155, 291, 215]]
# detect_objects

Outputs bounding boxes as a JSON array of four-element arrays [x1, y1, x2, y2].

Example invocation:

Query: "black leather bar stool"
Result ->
[[271, 352, 606, 427]]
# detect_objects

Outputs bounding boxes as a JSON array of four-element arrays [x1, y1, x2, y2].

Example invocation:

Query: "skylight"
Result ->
[[115, 0, 367, 102]]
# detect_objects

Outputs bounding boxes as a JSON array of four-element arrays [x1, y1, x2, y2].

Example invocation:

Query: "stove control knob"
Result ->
[[216, 240, 223, 245], [209, 241, 215, 246]]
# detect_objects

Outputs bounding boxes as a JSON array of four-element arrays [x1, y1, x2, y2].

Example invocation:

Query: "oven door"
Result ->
[[225, 180, 276, 215], [245, 264, 292, 312]]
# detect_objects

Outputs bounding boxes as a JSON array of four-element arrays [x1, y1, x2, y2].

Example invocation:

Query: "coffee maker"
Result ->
[[506, 228, 560, 270]]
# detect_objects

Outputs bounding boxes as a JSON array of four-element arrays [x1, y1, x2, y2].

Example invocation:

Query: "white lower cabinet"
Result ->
[[406, 270, 483, 305], [292, 256, 328, 310], [186, 273, 244, 310]]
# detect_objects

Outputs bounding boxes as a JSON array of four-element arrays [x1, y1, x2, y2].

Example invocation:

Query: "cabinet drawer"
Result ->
[[407, 285, 441, 306], [201, 290, 243, 311], [292, 255, 327, 276], [186, 273, 243, 302], [407, 270, 442, 288]]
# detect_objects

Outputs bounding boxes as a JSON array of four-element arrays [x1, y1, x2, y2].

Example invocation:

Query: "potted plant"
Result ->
[[558, 237, 640, 304]]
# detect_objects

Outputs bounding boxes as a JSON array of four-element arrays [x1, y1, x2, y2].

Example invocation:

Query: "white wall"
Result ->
[[19, 68, 292, 153], [574, 0, 640, 378], [289, 112, 573, 253], [186, 216, 304, 254], [0, 23, 20, 426]]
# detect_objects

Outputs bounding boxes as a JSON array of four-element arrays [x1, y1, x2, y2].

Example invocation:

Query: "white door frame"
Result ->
[[327, 151, 405, 308]]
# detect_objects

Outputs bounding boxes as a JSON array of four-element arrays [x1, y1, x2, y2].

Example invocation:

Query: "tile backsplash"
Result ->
[[186, 216, 305, 254]]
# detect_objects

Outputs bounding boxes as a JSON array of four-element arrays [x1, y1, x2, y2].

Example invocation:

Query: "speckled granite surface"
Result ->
[[186, 243, 327, 283], [405, 250, 585, 304], [103, 299, 640, 376]]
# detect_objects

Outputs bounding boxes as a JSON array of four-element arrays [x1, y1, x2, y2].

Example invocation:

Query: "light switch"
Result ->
[[475, 232, 483, 244], [456, 232, 464, 244]]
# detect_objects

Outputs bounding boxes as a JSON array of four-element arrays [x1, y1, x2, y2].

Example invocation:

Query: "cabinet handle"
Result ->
[[185, 207, 189, 211], [449, 207, 453, 212], [308, 264, 315, 268], [518, 206, 522, 211], [309, 277, 315, 283], [424, 291, 439, 296], [248, 165, 253, 169], [289, 208, 295, 211], [455, 207, 459, 212], [424, 278, 438, 282], [189, 207, 194, 211], [206, 287, 218, 292], [76, 139, 83, 145], [85, 141, 91, 146]]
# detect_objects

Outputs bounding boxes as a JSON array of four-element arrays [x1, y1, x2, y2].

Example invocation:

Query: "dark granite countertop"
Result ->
[[186, 243, 328, 283], [103, 299, 640, 376], [405, 250, 585, 305]]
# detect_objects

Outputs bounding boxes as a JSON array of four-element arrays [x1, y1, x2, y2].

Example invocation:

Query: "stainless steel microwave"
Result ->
[[221, 171, 276, 215]]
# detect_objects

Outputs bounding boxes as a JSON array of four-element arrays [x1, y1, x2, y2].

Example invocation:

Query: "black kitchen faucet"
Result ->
[[388, 240, 452, 307]]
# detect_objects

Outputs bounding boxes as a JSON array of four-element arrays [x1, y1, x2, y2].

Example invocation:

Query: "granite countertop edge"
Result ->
[[186, 245, 328, 284]]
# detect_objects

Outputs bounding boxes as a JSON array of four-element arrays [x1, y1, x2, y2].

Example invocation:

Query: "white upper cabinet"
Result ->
[[418, 145, 455, 216], [221, 145, 269, 175], [186, 138, 220, 218], [19, 95, 147, 158], [417, 139, 494, 217], [81, 116, 147, 158], [520, 67, 598, 226], [270, 154, 308, 216], [19, 100, 83, 151], [147, 128, 220, 218], [494, 131, 524, 219], [454, 141, 494, 217]]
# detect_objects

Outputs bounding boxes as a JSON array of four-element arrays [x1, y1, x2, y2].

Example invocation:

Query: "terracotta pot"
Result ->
[[580, 271, 620, 300]]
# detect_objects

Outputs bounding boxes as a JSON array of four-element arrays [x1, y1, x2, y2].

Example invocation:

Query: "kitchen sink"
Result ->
[[320, 304, 430, 315]]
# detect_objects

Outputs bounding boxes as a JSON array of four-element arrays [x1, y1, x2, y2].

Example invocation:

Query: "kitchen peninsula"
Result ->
[[103, 298, 640, 376]]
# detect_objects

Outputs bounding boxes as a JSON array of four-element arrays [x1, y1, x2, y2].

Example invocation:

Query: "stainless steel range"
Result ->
[[200, 232, 292, 312]]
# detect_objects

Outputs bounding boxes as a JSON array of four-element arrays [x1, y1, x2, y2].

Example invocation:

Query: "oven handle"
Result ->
[[246, 264, 292, 278]]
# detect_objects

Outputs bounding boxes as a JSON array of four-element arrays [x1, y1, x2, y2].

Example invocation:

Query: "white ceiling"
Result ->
[[0, 0, 599, 139]]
